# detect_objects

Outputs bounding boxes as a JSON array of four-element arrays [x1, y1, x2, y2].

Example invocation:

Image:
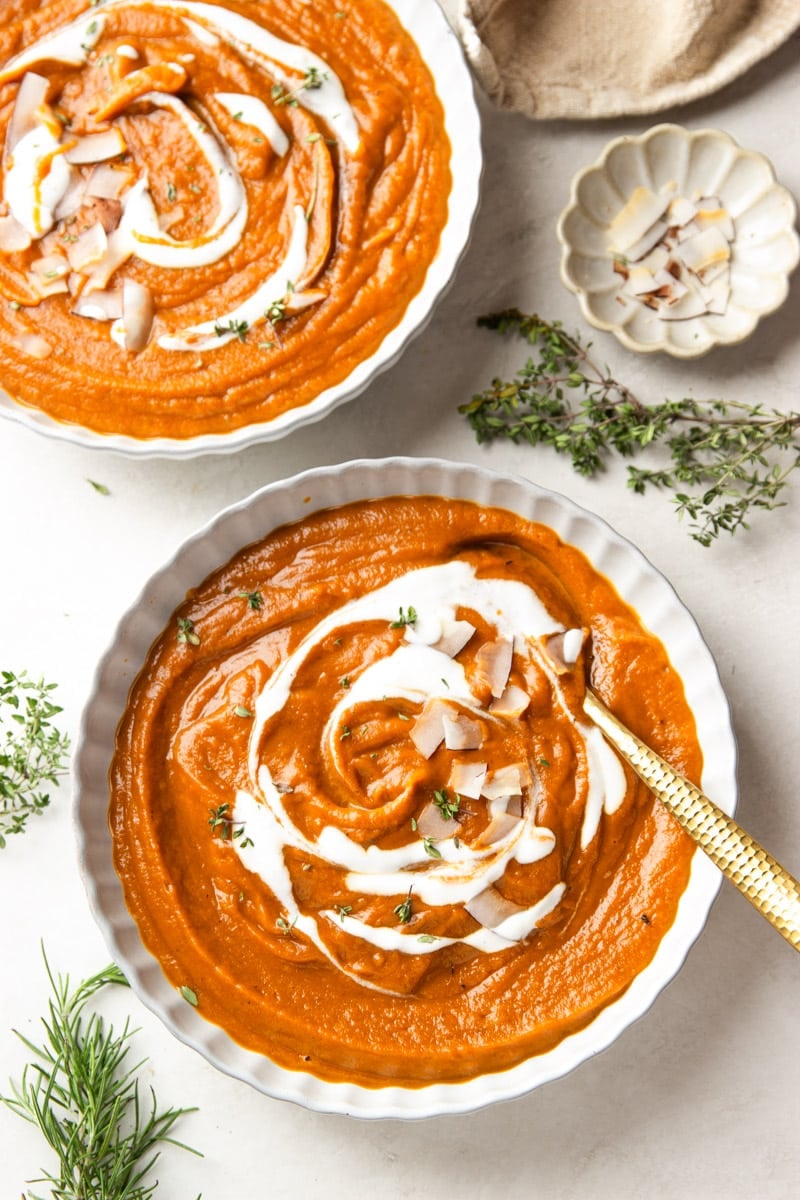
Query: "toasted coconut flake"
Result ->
[[656, 282, 708, 321], [475, 637, 513, 698], [435, 619, 475, 658], [476, 809, 522, 847], [53, 168, 87, 221], [5, 72, 49, 159], [481, 763, 530, 801], [608, 186, 673, 254], [30, 253, 68, 280], [0, 213, 32, 252], [15, 332, 52, 359], [116, 279, 154, 351], [409, 698, 452, 760], [416, 800, 459, 840], [448, 760, 487, 800], [442, 713, 482, 751], [700, 275, 731, 315], [625, 265, 659, 296], [489, 683, 530, 718], [31, 275, 68, 299], [667, 195, 697, 226], [73, 288, 124, 321], [86, 162, 136, 201], [506, 794, 523, 818], [66, 222, 107, 272], [676, 226, 731, 276], [624, 219, 669, 264], [64, 128, 127, 165], [465, 886, 525, 933]]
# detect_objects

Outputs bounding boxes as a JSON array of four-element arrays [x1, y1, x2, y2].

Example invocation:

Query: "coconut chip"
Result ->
[[610, 185, 734, 320]]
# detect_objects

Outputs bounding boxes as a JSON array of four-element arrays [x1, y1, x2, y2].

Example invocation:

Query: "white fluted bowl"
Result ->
[[0, 1, 481, 457], [74, 457, 737, 1118], [558, 124, 799, 357]]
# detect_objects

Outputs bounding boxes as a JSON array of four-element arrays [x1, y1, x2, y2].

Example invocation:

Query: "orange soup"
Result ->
[[110, 496, 699, 1087], [0, 1, 450, 437]]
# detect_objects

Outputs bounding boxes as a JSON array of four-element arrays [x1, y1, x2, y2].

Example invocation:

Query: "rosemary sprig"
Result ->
[[1, 953, 200, 1200], [0, 671, 70, 848], [460, 309, 800, 546]]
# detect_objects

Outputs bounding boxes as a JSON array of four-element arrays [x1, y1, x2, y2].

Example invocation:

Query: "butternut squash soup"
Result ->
[[109, 495, 700, 1087], [0, 1, 451, 437]]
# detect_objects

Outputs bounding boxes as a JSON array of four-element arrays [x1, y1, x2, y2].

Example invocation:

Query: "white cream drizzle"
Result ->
[[214, 92, 290, 158], [225, 561, 628, 987], [0, 13, 105, 84], [4, 123, 72, 236], [157, 202, 308, 350], [118, 0, 361, 152]]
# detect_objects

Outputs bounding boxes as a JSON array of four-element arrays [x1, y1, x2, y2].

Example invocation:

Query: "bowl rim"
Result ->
[[73, 455, 738, 1118], [0, 0, 483, 457], [557, 122, 800, 359]]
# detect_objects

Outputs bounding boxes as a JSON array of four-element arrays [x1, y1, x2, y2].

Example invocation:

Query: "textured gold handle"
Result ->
[[584, 689, 800, 951]]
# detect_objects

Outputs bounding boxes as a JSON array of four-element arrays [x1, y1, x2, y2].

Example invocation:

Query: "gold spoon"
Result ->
[[583, 689, 800, 952]]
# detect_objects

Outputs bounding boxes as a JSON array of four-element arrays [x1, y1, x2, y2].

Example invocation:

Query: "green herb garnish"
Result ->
[[1, 954, 199, 1199], [237, 590, 263, 610], [432, 788, 460, 821], [461, 308, 800, 546], [393, 888, 413, 924], [214, 317, 249, 342], [0, 672, 69, 848], [422, 836, 442, 860], [390, 605, 417, 628], [176, 617, 200, 646]]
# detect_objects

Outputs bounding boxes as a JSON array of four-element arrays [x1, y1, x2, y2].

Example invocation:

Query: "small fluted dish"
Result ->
[[558, 124, 799, 358]]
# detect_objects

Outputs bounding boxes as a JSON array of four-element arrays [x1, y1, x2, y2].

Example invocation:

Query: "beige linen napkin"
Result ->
[[458, 0, 800, 119]]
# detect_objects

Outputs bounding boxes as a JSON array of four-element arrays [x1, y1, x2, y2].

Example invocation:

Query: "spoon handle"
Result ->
[[584, 689, 800, 952]]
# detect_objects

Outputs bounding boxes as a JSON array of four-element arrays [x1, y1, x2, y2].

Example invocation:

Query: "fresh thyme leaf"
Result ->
[[87, 478, 110, 495], [432, 788, 460, 821], [333, 903, 353, 923], [208, 802, 250, 845], [0, 671, 70, 848], [422, 835, 442, 859], [390, 605, 417, 629], [461, 308, 800, 545], [233, 705, 253, 719], [339, 675, 351, 689], [276, 914, 297, 935], [394, 887, 413, 924], [176, 617, 200, 646], [180, 984, 198, 1006], [340, 724, 351, 739], [266, 298, 287, 325], [1, 951, 199, 1200], [417, 933, 438, 943], [237, 589, 263, 610], [214, 317, 249, 342]]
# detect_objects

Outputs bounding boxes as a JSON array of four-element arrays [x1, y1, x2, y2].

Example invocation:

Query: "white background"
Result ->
[[1, 5, 799, 1198]]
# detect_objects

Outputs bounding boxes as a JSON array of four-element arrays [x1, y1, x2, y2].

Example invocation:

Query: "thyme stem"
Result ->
[[460, 309, 800, 545]]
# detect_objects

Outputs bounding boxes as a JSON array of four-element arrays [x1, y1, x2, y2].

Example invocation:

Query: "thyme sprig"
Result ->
[[0, 671, 70, 848], [460, 309, 800, 545], [1, 954, 200, 1200]]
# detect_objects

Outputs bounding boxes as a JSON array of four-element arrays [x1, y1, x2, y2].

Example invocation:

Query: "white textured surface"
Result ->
[[1, 1, 799, 1194]]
